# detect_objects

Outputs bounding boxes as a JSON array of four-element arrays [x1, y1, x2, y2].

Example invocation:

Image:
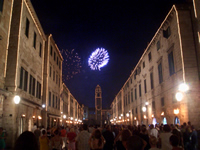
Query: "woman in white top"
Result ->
[[159, 124, 172, 150]]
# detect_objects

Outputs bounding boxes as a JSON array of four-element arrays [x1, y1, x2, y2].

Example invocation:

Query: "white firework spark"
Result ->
[[88, 48, 109, 71]]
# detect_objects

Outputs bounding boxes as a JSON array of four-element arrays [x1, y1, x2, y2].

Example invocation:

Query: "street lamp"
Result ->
[[175, 83, 189, 101], [142, 106, 146, 112], [174, 109, 179, 115], [14, 95, 20, 104], [178, 83, 189, 92], [142, 102, 149, 125], [175, 92, 183, 101], [126, 113, 129, 125], [42, 104, 46, 108], [126, 113, 129, 117]]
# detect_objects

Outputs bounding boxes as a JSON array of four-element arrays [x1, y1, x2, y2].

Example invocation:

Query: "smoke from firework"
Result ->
[[61, 49, 82, 81]]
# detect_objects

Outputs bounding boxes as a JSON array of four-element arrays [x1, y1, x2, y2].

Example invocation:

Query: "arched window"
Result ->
[[152, 118, 157, 125], [163, 117, 167, 125], [174, 117, 180, 125]]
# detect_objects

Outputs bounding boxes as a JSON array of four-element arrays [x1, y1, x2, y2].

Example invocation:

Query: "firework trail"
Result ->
[[61, 49, 82, 80], [88, 48, 109, 71]]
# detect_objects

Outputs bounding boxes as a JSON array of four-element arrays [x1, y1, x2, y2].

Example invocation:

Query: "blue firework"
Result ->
[[88, 48, 109, 71]]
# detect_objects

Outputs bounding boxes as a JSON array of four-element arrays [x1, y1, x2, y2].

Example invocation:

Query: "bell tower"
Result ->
[[95, 85, 102, 126]]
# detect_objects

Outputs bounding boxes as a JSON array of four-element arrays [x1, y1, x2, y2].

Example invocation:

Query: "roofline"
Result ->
[[47, 34, 63, 61], [111, 5, 177, 106], [25, 0, 47, 40]]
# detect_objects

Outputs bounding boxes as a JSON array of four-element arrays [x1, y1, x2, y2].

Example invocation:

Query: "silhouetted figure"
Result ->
[[139, 125, 151, 150], [102, 125, 114, 150], [14, 131, 39, 150], [169, 135, 183, 150], [126, 135, 144, 150]]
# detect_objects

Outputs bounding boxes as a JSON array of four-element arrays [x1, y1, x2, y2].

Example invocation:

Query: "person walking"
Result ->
[[159, 124, 172, 150], [51, 129, 63, 150], [34, 126, 41, 148], [75, 124, 91, 150], [102, 125, 114, 150], [39, 130, 49, 150], [60, 126, 67, 149], [89, 129, 105, 150], [149, 136, 160, 150], [149, 124, 159, 139], [139, 125, 151, 150], [67, 128, 76, 150]]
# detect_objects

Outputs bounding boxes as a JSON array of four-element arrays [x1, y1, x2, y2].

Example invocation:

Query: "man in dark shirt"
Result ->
[[102, 125, 114, 150], [34, 126, 41, 147]]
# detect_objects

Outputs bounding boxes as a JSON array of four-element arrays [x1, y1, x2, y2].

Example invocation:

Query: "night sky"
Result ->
[[31, 0, 186, 108]]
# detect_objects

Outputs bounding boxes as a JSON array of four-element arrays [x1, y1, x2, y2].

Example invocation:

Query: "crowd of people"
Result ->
[[11, 121, 198, 150]]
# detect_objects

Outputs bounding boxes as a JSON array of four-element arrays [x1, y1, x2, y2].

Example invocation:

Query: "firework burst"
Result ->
[[61, 49, 82, 80], [88, 48, 109, 71]]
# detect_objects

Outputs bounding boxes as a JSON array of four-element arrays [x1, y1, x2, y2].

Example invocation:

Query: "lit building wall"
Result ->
[[43, 34, 63, 128], [95, 85, 102, 126], [192, 0, 200, 79], [0, 0, 13, 127], [111, 4, 200, 128], [61, 83, 69, 125], [3, 0, 46, 147], [83, 106, 89, 121], [61, 84, 83, 126], [102, 109, 111, 125]]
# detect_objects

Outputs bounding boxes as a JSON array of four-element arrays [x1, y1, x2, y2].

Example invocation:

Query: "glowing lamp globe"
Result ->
[[126, 113, 129, 117], [176, 92, 183, 101], [14, 95, 20, 104], [178, 83, 189, 92], [142, 106, 146, 112]]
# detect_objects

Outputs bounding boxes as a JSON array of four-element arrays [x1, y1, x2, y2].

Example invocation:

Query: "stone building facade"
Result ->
[[110, 3, 200, 128], [95, 85, 102, 126], [83, 106, 89, 121], [0, 0, 13, 126], [61, 83, 84, 126], [42, 34, 63, 128], [0, 0, 84, 148], [3, 0, 46, 147]]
